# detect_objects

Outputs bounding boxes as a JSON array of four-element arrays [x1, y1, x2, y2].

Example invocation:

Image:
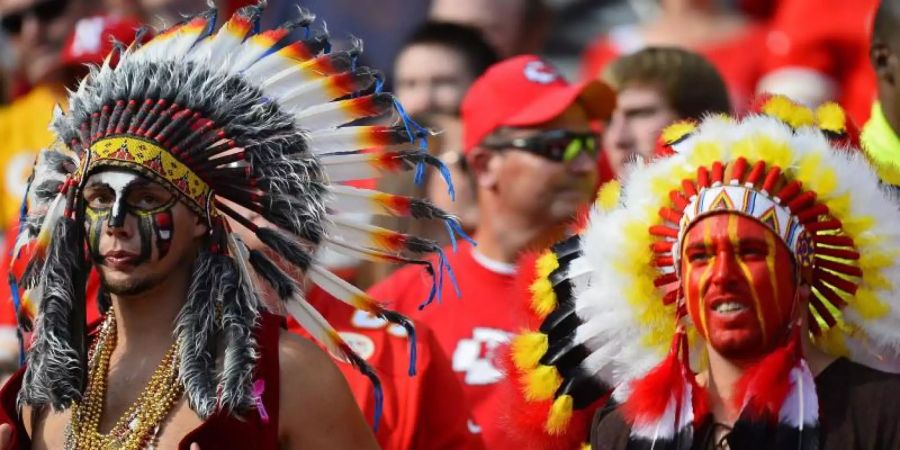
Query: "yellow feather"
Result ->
[[530, 251, 560, 317], [796, 151, 837, 197], [545, 394, 574, 435], [523, 365, 562, 401], [511, 332, 549, 371], [874, 163, 900, 187], [815, 102, 847, 133], [686, 141, 722, 168], [531, 277, 557, 318], [841, 215, 875, 238], [595, 180, 621, 211], [852, 288, 889, 320], [859, 251, 893, 273], [823, 193, 852, 224], [813, 323, 849, 357], [661, 120, 697, 145], [536, 251, 559, 278], [763, 95, 815, 128], [581, 444, 592, 450], [730, 138, 757, 162]]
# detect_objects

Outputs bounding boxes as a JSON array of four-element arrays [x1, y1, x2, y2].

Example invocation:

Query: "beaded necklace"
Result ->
[[66, 312, 184, 449]]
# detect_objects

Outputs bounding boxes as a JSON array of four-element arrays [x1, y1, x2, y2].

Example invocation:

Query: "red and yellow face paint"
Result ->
[[680, 213, 797, 360]]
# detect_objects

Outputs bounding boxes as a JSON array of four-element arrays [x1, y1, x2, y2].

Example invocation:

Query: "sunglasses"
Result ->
[[483, 129, 599, 163], [0, 0, 68, 35]]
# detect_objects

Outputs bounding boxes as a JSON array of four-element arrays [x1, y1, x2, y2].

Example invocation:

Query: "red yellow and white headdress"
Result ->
[[503, 97, 900, 448]]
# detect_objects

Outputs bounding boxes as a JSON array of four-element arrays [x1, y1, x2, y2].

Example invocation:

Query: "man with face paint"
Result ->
[[681, 214, 799, 363], [497, 98, 900, 450], [83, 171, 177, 276], [0, 3, 463, 449]]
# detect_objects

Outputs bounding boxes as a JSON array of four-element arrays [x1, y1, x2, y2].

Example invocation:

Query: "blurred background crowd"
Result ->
[[0, 0, 895, 449]]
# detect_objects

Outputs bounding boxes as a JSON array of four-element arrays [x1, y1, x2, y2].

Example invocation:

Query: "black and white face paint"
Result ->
[[83, 170, 178, 266]]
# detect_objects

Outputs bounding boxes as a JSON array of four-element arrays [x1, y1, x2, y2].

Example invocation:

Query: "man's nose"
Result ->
[[710, 249, 740, 287], [567, 151, 598, 175], [401, 87, 430, 116], [105, 212, 135, 238], [20, 12, 43, 41]]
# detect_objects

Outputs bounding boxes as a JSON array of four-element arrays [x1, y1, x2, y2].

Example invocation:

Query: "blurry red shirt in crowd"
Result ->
[[290, 284, 485, 450], [0, 226, 101, 348], [369, 242, 531, 450], [757, 0, 878, 125], [580, 23, 767, 113]]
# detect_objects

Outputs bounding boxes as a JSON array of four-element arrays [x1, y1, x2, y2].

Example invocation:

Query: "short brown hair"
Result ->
[[602, 47, 731, 120]]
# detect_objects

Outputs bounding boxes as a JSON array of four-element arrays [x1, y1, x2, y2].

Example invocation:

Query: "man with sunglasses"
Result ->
[[369, 55, 614, 450]]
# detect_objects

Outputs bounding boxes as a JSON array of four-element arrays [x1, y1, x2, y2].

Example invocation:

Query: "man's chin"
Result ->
[[709, 333, 768, 361], [101, 273, 158, 296]]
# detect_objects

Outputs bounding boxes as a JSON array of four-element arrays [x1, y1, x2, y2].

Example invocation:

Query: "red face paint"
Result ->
[[680, 214, 796, 360]]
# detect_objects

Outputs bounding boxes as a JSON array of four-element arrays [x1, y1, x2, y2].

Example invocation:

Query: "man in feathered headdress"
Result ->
[[507, 96, 900, 450], [0, 3, 463, 448], [499, 46, 733, 450]]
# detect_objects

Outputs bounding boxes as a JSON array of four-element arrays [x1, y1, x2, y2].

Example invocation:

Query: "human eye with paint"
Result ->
[[83, 169, 198, 296]]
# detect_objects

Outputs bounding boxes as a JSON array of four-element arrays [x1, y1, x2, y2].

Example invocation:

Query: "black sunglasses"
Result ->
[[483, 129, 599, 163], [0, 0, 68, 35]]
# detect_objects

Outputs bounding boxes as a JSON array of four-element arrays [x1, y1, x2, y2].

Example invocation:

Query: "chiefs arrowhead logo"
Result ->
[[523, 60, 560, 85], [451, 327, 513, 385]]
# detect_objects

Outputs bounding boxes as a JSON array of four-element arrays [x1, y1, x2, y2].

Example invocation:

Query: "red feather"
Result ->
[[732, 333, 798, 420]]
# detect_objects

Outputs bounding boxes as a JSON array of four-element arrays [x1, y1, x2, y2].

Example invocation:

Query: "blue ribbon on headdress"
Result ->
[[9, 185, 30, 366], [392, 99, 457, 200], [417, 247, 462, 310]]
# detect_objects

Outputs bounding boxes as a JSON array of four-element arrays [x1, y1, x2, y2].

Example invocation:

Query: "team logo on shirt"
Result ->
[[452, 327, 513, 385], [337, 332, 376, 360], [350, 309, 408, 337]]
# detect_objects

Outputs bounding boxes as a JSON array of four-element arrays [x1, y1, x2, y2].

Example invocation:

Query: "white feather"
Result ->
[[283, 296, 350, 363], [320, 152, 408, 182]]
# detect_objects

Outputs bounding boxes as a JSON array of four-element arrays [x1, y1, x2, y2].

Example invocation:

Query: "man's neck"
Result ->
[[472, 200, 569, 264], [703, 348, 748, 424], [702, 335, 837, 425]]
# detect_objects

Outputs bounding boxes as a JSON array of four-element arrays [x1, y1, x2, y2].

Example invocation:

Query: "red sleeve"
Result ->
[[412, 327, 486, 450], [579, 38, 619, 82], [0, 226, 19, 328], [761, 0, 876, 76]]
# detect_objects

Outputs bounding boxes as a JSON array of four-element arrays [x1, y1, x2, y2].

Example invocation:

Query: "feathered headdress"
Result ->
[[10, 3, 465, 425], [504, 97, 900, 448]]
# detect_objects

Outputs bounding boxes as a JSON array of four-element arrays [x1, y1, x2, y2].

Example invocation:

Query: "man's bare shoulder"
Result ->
[[276, 331, 378, 449], [277, 331, 345, 388]]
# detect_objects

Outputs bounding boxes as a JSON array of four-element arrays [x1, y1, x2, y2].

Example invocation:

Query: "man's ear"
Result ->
[[193, 216, 209, 239], [466, 146, 501, 189], [871, 39, 897, 86]]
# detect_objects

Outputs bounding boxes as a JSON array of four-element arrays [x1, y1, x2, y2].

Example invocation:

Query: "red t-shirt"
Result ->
[[581, 23, 769, 113], [368, 243, 530, 450], [0, 225, 100, 351], [291, 287, 485, 450], [759, 0, 878, 125]]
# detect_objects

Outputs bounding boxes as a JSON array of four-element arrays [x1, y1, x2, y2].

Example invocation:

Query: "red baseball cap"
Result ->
[[60, 15, 149, 68], [460, 55, 615, 152]]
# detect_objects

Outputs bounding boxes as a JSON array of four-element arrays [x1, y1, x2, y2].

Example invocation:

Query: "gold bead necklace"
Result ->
[[66, 312, 184, 450]]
